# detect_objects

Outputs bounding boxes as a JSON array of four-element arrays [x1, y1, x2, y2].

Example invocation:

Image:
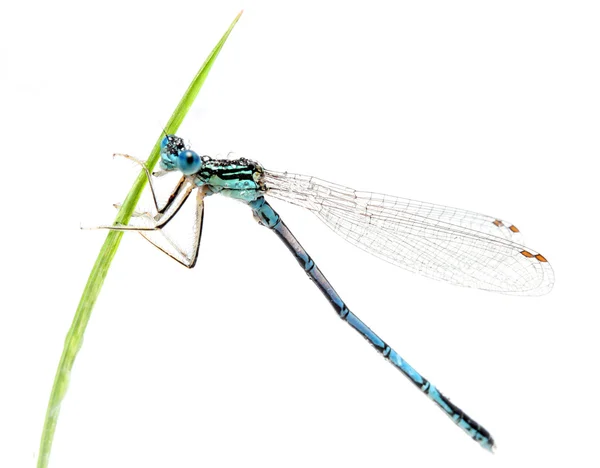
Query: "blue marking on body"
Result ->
[[159, 134, 186, 171], [159, 134, 265, 202], [296, 250, 313, 271], [426, 385, 452, 413], [388, 350, 424, 385], [197, 160, 265, 202], [329, 294, 346, 315], [249, 197, 280, 228], [346, 312, 386, 351]]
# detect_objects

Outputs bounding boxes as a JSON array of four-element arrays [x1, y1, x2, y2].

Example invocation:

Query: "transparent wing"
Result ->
[[264, 171, 554, 295]]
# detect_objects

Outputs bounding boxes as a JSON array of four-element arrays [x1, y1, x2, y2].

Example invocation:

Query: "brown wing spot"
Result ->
[[534, 254, 548, 262], [521, 250, 534, 258], [492, 219, 504, 227], [509, 225, 520, 233]]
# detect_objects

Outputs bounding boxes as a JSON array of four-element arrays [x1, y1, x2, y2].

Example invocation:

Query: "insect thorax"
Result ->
[[195, 157, 266, 202]]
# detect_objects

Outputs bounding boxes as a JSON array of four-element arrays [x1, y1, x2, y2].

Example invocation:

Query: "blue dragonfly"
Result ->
[[98, 135, 554, 452]]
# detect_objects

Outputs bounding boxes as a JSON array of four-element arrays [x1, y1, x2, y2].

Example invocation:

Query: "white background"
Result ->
[[1, 1, 598, 467]]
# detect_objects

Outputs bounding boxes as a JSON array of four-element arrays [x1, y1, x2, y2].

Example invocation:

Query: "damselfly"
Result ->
[[96, 135, 554, 451]]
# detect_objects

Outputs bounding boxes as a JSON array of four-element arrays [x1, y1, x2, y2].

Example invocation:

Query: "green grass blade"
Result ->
[[37, 11, 243, 468]]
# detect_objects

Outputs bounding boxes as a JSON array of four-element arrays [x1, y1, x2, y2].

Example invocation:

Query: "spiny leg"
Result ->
[[91, 156, 204, 266], [110, 203, 192, 260], [113, 152, 190, 217], [156, 176, 186, 215], [113, 153, 161, 213], [112, 204, 153, 220], [89, 182, 195, 232], [137, 188, 206, 268]]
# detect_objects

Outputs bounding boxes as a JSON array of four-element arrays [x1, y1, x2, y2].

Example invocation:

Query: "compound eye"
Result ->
[[160, 135, 170, 149], [177, 149, 202, 175]]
